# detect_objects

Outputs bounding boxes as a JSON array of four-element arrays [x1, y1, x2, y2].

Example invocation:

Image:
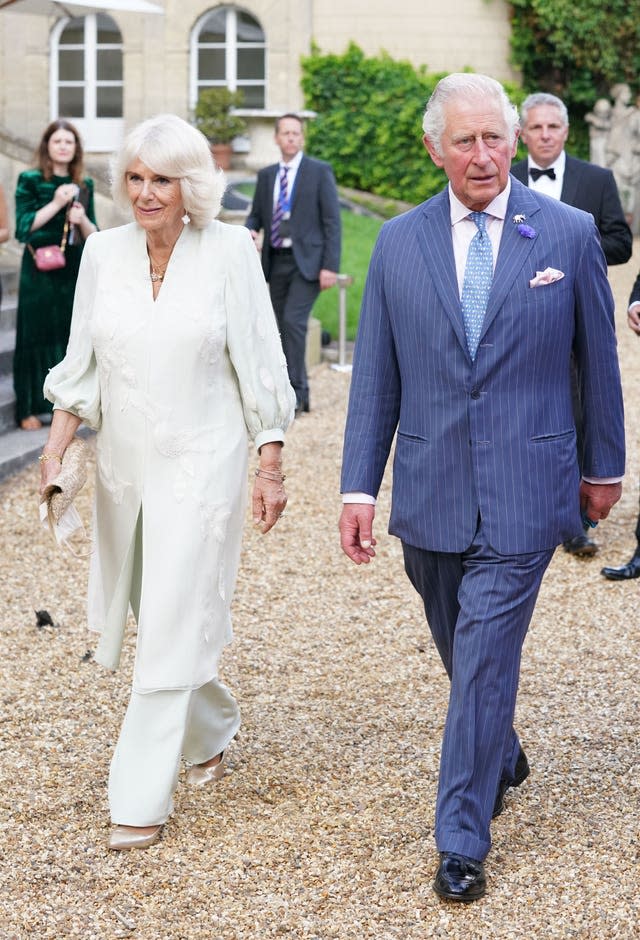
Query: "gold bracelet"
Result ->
[[38, 453, 62, 463], [255, 468, 286, 482]]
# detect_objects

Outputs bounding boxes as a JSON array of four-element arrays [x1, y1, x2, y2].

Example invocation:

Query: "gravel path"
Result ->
[[1, 258, 639, 939]]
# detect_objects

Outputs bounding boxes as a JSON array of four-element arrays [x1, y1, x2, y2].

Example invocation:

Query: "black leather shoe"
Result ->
[[601, 553, 640, 580], [433, 852, 486, 902], [492, 746, 530, 818], [563, 534, 598, 557]]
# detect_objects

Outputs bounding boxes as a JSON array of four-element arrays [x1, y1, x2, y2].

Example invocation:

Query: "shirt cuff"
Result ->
[[342, 492, 376, 505], [254, 428, 285, 451], [582, 476, 623, 484]]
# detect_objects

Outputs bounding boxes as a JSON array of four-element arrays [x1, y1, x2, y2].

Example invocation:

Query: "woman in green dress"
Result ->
[[13, 119, 97, 429]]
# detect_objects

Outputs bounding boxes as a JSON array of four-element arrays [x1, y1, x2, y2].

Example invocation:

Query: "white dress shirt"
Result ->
[[526, 150, 565, 201]]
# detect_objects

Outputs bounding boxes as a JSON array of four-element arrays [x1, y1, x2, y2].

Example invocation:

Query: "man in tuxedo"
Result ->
[[512, 92, 632, 557], [602, 271, 640, 580], [339, 74, 624, 901], [246, 113, 341, 413]]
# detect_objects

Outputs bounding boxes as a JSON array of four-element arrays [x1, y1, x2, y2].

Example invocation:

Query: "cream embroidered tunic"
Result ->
[[45, 220, 296, 693]]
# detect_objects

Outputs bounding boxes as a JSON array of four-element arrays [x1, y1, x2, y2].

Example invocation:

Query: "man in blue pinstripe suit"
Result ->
[[339, 74, 625, 902]]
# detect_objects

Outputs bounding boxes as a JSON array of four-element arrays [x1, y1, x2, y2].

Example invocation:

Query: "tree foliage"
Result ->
[[510, 0, 640, 155]]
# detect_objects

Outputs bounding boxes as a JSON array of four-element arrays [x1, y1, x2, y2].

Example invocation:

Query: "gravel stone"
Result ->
[[0, 259, 639, 938]]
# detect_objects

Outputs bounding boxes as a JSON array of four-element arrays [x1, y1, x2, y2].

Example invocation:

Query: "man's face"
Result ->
[[275, 118, 304, 161], [520, 104, 568, 168], [424, 96, 518, 211]]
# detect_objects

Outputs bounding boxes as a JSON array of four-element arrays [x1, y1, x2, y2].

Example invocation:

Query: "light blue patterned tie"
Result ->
[[461, 211, 493, 360]]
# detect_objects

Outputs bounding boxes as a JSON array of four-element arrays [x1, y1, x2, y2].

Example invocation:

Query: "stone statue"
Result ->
[[585, 98, 612, 167], [605, 83, 636, 217]]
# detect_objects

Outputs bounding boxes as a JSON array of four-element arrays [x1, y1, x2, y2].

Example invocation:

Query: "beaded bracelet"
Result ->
[[39, 453, 63, 463], [255, 468, 286, 482]]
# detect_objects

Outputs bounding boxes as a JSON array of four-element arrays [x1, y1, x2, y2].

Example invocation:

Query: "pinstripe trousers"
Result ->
[[403, 518, 553, 862]]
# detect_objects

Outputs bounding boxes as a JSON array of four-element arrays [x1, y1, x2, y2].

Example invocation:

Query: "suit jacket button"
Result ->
[[470, 388, 481, 399]]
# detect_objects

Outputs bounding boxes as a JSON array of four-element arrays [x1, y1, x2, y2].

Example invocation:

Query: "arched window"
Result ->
[[51, 14, 124, 152], [191, 6, 266, 109]]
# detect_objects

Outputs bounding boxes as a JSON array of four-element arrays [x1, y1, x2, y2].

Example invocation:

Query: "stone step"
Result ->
[[0, 373, 14, 434], [0, 291, 17, 331], [0, 421, 93, 482], [0, 422, 50, 481], [0, 327, 14, 377]]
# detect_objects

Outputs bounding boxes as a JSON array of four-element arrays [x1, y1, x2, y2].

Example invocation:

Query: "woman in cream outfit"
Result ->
[[39, 114, 296, 851]]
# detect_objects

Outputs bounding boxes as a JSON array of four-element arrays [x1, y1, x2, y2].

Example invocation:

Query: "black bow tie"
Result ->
[[529, 166, 556, 181]]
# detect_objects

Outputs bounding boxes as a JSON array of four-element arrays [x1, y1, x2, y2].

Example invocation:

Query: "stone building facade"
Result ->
[[0, 0, 515, 221]]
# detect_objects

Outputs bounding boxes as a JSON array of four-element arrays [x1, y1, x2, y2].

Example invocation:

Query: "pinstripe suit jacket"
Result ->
[[340, 177, 625, 554]]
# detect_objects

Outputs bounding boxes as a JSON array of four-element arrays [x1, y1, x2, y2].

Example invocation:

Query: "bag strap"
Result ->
[[26, 207, 71, 260]]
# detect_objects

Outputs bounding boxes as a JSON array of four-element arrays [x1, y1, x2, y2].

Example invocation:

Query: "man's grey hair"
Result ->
[[422, 73, 519, 156], [520, 92, 569, 128], [111, 113, 225, 228]]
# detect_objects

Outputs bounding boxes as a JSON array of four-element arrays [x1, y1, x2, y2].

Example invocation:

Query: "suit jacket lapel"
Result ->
[[481, 182, 541, 341], [290, 155, 307, 212], [559, 155, 580, 205], [416, 190, 469, 354]]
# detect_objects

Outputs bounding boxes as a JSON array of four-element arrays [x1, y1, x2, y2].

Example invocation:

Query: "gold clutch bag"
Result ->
[[40, 437, 91, 554]]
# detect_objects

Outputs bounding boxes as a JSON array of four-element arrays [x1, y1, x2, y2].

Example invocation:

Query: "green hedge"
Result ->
[[301, 43, 447, 203], [301, 43, 526, 204]]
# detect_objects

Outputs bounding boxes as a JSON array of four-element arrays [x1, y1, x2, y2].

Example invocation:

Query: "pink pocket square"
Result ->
[[529, 267, 565, 288]]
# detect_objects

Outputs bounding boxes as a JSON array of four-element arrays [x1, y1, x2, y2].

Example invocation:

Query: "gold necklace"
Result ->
[[148, 252, 170, 283]]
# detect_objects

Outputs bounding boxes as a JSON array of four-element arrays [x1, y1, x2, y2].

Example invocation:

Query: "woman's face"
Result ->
[[48, 129, 77, 169], [125, 159, 184, 236]]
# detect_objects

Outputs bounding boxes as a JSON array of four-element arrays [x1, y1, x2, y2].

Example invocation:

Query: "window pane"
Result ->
[[58, 86, 84, 118], [97, 49, 122, 81], [237, 48, 264, 81], [198, 48, 225, 81], [238, 85, 265, 109], [59, 19, 84, 45], [237, 12, 264, 42], [97, 85, 123, 118], [199, 9, 226, 43], [59, 50, 84, 82], [96, 14, 121, 44]]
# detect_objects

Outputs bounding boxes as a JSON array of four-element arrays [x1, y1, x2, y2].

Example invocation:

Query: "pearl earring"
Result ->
[[182, 212, 191, 225]]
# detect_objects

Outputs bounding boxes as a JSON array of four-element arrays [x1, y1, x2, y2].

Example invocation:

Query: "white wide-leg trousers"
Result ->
[[108, 677, 240, 826]]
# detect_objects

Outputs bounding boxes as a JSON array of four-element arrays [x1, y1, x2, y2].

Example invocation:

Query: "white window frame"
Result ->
[[50, 14, 124, 153], [189, 5, 266, 111]]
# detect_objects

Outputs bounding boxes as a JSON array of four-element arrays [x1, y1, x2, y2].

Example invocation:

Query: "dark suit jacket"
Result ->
[[630, 273, 640, 306], [245, 155, 341, 282], [341, 179, 625, 555], [511, 155, 632, 265]]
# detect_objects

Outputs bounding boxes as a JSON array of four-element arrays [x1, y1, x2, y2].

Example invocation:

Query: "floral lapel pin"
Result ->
[[513, 214, 536, 238]]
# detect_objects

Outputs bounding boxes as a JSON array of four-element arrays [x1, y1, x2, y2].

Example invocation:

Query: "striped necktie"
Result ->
[[461, 211, 493, 360], [270, 165, 289, 247]]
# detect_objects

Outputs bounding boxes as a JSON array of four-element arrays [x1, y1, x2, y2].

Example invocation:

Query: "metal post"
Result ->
[[331, 273, 354, 373]]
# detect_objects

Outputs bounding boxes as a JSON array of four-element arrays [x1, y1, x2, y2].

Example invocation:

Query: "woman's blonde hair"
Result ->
[[111, 114, 226, 228]]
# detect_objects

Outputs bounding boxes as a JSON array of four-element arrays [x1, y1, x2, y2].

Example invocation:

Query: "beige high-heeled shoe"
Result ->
[[108, 824, 163, 851], [186, 751, 226, 786]]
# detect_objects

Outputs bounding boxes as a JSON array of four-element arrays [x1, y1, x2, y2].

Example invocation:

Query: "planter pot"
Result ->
[[210, 142, 233, 170]]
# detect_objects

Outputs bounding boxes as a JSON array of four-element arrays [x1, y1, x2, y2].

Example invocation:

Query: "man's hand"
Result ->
[[627, 301, 640, 335], [319, 269, 337, 291], [339, 503, 377, 564], [579, 480, 622, 524]]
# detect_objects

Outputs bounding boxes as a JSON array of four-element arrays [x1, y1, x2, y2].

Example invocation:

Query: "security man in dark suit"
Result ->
[[246, 113, 341, 413], [512, 92, 632, 558]]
